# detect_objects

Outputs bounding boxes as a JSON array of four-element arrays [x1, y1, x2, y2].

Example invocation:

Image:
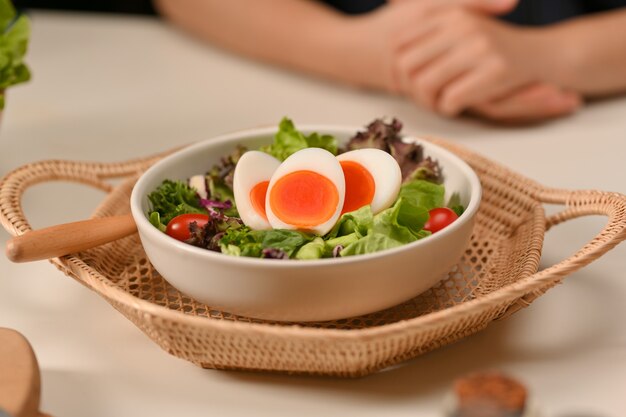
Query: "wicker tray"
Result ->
[[1, 138, 625, 377]]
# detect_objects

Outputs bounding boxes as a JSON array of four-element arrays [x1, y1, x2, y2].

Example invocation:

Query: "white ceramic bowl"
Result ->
[[130, 126, 481, 322]]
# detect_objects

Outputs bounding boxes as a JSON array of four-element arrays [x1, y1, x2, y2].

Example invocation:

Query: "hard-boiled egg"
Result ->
[[266, 148, 345, 235], [233, 151, 281, 230], [336, 148, 401, 214]]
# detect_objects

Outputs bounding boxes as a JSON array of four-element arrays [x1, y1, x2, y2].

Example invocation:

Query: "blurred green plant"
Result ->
[[0, 0, 30, 109]]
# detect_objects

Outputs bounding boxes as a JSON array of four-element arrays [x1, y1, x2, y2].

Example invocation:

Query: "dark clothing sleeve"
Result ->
[[13, 0, 626, 25], [321, 0, 626, 25], [501, 0, 626, 25], [320, 0, 385, 15], [13, 0, 156, 14]]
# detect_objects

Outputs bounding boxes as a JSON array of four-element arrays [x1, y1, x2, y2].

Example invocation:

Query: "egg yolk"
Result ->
[[340, 160, 375, 214], [250, 180, 270, 220], [269, 170, 339, 227]]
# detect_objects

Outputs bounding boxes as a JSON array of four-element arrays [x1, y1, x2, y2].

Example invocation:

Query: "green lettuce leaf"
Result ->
[[399, 179, 445, 211], [339, 198, 430, 257], [394, 198, 430, 237], [261, 117, 338, 161], [260, 118, 307, 161], [371, 198, 428, 241], [148, 212, 167, 232], [147, 180, 206, 228], [259, 229, 313, 256], [340, 233, 404, 257], [326, 205, 373, 239], [447, 192, 465, 216], [304, 132, 338, 155], [0, 1, 31, 107], [324, 232, 359, 254], [295, 237, 325, 260], [220, 227, 313, 258], [219, 227, 264, 257]]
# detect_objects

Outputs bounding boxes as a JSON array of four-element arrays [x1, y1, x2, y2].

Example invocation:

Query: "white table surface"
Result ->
[[1, 11, 625, 417]]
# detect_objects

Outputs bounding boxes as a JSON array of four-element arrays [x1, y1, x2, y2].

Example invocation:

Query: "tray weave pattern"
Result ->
[[1, 139, 625, 376]]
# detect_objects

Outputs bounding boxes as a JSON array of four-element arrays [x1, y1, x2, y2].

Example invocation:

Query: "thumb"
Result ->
[[456, 0, 519, 15]]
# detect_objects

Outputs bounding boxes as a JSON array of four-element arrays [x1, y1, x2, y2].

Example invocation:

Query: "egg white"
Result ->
[[336, 148, 402, 214], [188, 175, 208, 199], [266, 148, 345, 236], [233, 150, 281, 230]]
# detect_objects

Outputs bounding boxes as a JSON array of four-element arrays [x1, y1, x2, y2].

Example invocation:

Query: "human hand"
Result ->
[[348, 0, 580, 123], [346, 0, 518, 92], [470, 83, 582, 124], [391, 6, 572, 118]]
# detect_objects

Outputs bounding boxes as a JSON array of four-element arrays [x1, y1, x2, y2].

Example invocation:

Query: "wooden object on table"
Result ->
[[5, 215, 137, 263], [451, 372, 528, 417], [0, 328, 51, 417]]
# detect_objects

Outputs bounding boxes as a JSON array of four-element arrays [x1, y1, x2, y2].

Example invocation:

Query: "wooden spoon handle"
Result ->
[[5, 214, 137, 263]]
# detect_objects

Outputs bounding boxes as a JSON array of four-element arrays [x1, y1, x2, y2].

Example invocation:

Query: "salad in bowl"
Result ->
[[147, 118, 465, 261]]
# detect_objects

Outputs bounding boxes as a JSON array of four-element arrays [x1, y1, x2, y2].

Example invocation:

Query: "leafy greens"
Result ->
[[220, 227, 314, 259], [218, 179, 440, 260], [148, 180, 207, 231], [146, 117, 463, 260], [347, 118, 443, 183], [0, 0, 31, 109], [261, 117, 338, 161]]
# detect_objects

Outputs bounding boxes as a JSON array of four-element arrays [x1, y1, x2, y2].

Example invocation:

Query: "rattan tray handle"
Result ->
[[498, 187, 626, 319], [1, 157, 625, 296], [0, 153, 169, 236]]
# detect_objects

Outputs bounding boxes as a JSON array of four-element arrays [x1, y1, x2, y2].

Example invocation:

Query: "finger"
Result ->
[[474, 84, 582, 122], [391, 18, 439, 53], [471, 84, 582, 122], [409, 40, 484, 109], [395, 32, 457, 94], [437, 58, 528, 116], [389, 0, 518, 15], [390, 26, 435, 92]]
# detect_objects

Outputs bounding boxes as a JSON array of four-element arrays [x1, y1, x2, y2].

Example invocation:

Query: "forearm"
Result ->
[[155, 0, 384, 89], [535, 9, 626, 96]]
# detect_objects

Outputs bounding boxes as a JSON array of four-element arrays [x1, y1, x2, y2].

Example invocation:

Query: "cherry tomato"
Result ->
[[166, 213, 210, 241], [424, 207, 458, 234]]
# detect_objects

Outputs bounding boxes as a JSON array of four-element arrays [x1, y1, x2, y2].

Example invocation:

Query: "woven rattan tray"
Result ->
[[2, 138, 625, 377]]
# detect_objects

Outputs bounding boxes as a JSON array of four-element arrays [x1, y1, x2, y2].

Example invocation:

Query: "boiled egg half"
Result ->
[[336, 148, 402, 214], [233, 151, 281, 230], [265, 148, 345, 235]]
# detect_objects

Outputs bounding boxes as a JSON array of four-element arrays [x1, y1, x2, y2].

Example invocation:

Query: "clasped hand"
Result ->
[[368, 0, 581, 122]]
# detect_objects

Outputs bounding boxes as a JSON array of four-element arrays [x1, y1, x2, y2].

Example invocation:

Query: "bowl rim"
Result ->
[[130, 125, 482, 268]]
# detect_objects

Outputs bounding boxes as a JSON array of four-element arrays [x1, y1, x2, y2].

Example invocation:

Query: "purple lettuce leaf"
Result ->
[[261, 247, 289, 259], [347, 118, 442, 183]]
